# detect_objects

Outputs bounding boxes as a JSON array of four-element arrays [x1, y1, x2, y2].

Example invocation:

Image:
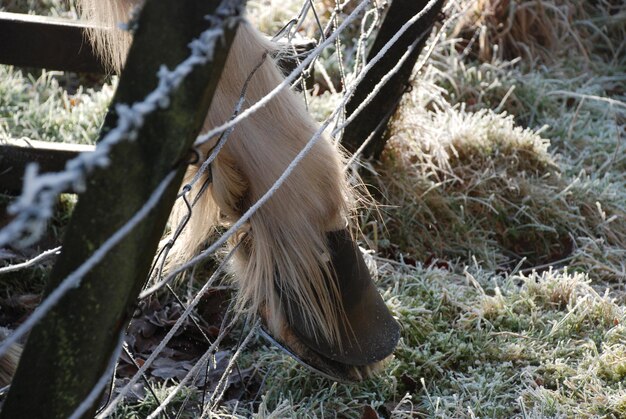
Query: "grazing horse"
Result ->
[[78, 0, 400, 381]]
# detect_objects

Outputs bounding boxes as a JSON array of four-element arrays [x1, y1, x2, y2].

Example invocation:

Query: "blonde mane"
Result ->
[[76, 0, 352, 348]]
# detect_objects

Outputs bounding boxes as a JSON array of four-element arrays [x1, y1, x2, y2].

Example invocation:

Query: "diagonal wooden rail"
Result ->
[[341, 0, 445, 160], [0, 0, 245, 417]]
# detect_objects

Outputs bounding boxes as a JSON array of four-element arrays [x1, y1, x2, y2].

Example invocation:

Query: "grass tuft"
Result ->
[[0, 66, 112, 145]]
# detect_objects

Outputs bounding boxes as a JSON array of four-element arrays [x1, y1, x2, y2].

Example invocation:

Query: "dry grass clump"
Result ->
[[373, 102, 626, 281], [453, 0, 561, 62], [451, 0, 626, 63], [373, 108, 556, 269]]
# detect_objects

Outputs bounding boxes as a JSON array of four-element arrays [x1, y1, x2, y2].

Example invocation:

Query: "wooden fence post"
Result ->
[[0, 0, 244, 417], [341, 0, 445, 160]]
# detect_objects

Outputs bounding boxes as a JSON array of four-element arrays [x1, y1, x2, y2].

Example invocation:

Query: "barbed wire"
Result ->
[[0, 13, 232, 249], [0, 0, 446, 415], [129, 1, 446, 415]]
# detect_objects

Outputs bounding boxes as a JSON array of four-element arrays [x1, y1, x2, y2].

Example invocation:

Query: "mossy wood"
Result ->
[[341, 0, 445, 159], [0, 0, 244, 417]]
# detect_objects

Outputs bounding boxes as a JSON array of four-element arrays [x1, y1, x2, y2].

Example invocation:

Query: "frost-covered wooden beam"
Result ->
[[0, 138, 94, 194], [0, 0, 245, 417], [341, 0, 445, 160], [0, 12, 107, 74]]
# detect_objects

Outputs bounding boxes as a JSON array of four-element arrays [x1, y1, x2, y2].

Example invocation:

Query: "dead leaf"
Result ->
[[361, 405, 379, 419]]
